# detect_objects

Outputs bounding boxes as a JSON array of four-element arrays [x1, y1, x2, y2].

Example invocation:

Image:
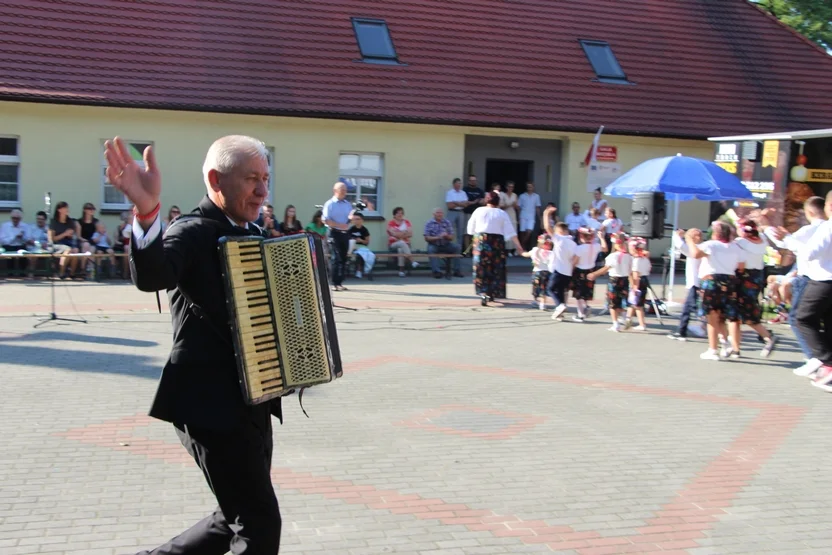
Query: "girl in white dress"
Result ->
[[734, 219, 777, 357], [685, 221, 744, 361]]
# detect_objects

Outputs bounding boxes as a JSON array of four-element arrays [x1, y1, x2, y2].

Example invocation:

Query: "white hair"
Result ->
[[10, 209, 22, 217], [202, 135, 269, 188]]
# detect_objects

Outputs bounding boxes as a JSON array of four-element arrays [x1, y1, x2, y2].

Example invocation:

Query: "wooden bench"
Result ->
[[0, 252, 130, 280], [351, 252, 463, 280]]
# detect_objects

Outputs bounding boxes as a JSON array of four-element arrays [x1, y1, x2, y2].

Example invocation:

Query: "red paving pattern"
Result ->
[[54, 356, 806, 554]]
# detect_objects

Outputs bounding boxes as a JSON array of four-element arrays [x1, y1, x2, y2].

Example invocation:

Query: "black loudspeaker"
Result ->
[[631, 192, 666, 239]]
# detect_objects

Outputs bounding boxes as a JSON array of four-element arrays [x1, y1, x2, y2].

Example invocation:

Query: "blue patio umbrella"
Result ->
[[604, 155, 753, 201], [602, 155, 753, 301]]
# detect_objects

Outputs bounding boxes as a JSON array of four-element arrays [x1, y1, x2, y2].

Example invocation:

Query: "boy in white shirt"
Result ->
[[668, 228, 703, 341], [570, 227, 599, 321], [542, 211, 577, 320]]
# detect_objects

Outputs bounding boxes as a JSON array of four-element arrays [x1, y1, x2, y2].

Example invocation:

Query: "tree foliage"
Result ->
[[751, 0, 832, 50]]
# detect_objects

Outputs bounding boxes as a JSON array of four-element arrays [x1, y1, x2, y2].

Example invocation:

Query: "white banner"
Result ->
[[586, 162, 622, 192]]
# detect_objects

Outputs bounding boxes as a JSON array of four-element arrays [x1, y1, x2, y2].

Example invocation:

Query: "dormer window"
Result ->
[[352, 18, 400, 64], [579, 40, 632, 84]]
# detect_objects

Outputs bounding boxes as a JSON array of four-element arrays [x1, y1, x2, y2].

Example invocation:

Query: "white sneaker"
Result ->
[[608, 325, 620, 332], [633, 325, 647, 332], [355, 271, 362, 278], [760, 336, 776, 358], [538, 300, 546, 311], [398, 271, 406, 278], [795, 358, 823, 378], [700, 349, 720, 361], [412, 261, 420, 268], [572, 315, 584, 323], [552, 304, 567, 320]]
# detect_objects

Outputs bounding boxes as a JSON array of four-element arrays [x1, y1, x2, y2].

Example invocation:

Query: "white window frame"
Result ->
[[266, 146, 275, 205], [0, 136, 21, 208], [100, 139, 153, 210], [338, 151, 383, 216]]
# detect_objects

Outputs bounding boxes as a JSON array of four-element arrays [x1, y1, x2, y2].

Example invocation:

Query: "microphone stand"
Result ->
[[34, 192, 87, 328]]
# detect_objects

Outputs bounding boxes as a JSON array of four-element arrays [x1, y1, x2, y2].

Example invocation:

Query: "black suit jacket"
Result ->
[[130, 195, 282, 430]]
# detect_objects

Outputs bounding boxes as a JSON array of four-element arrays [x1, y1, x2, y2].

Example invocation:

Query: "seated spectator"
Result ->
[[423, 207, 463, 279], [113, 211, 132, 279], [49, 201, 81, 278], [77, 203, 98, 253], [347, 211, 375, 278], [565, 202, 588, 235], [305, 210, 327, 238], [278, 205, 303, 236], [91, 221, 116, 276], [162, 205, 181, 233], [1, 209, 30, 276], [28, 211, 50, 247], [386, 207, 419, 277]]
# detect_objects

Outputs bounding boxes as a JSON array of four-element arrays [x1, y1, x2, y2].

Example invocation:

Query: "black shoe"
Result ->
[[434, 272, 443, 279], [481, 295, 488, 306], [453, 271, 464, 278]]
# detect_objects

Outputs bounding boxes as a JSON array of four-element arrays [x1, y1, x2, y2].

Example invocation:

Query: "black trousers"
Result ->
[[675, 286, 699, 336], [137, 411, 281, 555], [330, 232, 349, 286], [547, 271, 571, 306], [2, 245, 29, 274], [795, 279, 832, 364]]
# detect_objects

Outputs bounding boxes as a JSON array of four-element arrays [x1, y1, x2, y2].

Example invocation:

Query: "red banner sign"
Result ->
[[595, 146, 617, 162]]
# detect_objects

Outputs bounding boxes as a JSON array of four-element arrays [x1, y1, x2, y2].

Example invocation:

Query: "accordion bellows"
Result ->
[[219, 234, 343, 405]]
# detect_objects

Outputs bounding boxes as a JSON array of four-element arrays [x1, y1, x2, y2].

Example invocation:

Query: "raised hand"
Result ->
[[104, 137, 161, 215]]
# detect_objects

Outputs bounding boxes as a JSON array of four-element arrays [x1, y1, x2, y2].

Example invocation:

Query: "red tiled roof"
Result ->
[[2, 0, 832, 139]]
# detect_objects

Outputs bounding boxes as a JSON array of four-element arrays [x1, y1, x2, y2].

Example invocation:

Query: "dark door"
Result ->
[[485, 159, 534, 192]]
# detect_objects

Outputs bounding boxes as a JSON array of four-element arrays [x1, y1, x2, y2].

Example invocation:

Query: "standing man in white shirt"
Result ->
[[762, 197, 826, 367], [444, 178, 469, 246], [795, 192, 832, 387], [517, 182, 541, 250]]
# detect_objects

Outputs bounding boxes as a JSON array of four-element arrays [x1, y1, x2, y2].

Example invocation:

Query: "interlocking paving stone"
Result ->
[[0, 278, 829, 554]]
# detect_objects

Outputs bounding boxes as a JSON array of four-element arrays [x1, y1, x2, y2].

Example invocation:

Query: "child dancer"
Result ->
[[734, 218, 777, 357], [543, 218, 577, 321], [570, 227, 598, 322], [521, 233, 554, 310], [668, 228, 703, 341], [685, 221, 744, 361], [624, 237, 651, 331], [588, 232, 632, 332]]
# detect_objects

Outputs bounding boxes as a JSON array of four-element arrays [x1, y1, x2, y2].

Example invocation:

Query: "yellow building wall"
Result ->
[[2, 101, 716, 257], [0, 102, 464, 251]]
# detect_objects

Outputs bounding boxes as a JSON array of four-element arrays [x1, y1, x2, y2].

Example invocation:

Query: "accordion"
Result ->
[[218, 233, 343, 405]]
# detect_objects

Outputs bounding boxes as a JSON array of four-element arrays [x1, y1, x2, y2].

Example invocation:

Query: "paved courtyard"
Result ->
[[1, 274, 831, 555]]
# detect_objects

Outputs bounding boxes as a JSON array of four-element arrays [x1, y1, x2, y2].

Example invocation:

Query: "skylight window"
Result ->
[[579, 40, 631, 84], [352, 18, 399, 64]]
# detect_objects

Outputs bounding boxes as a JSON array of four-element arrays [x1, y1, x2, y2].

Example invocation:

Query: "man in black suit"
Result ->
[[104, 135, 282, 554]]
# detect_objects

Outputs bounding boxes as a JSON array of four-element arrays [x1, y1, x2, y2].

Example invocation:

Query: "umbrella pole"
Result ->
[[667, 198, 680, 303]]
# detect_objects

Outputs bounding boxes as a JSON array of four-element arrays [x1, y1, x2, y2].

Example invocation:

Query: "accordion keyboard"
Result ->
[[223, 239, 285, 399]]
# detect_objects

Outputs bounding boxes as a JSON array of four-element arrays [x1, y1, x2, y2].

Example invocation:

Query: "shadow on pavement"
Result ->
[[0, 330, 157, 348], [0, 343, 162, 379]]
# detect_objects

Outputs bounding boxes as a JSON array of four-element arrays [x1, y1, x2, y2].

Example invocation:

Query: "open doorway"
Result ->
[[485, 159, 534, 192]]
